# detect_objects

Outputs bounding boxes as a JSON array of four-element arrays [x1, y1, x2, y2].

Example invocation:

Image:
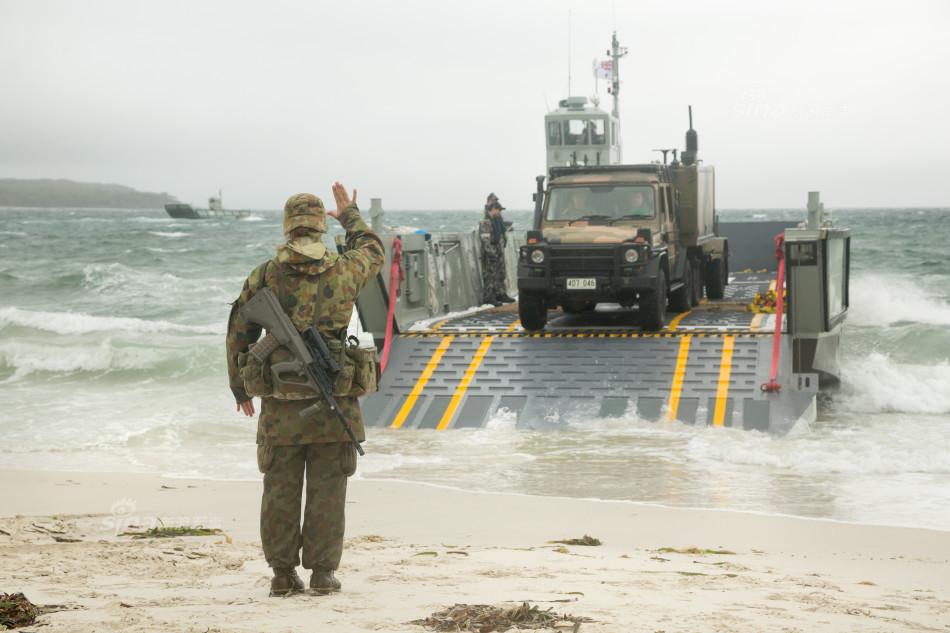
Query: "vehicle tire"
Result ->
[[705, 257, 727, 300], [640, 268, 667, 331], [690, 259, 703, 306], [669, 261, 692, 313], [562, 300, 595, 315], [518, 292, 548, 331]]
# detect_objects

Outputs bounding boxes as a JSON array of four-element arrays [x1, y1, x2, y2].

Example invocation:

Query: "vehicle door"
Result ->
[[660, 184, 679, 268]]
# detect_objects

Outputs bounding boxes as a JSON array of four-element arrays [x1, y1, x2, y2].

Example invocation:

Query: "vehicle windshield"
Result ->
[[545, 185, 656, 222]]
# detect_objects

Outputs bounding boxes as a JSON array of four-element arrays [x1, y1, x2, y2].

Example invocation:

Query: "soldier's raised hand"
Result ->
[[329, 182, 358, 220]]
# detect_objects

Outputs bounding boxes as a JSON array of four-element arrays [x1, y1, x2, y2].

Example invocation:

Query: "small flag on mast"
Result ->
[[592, 59, 612, 80]]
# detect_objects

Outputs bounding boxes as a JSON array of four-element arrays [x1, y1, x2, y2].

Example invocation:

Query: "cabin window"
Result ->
[[547, 120, 562, 146], [563, 119, 589, 145], [588, 119, 606, 145], [825, 236, 850, 322]]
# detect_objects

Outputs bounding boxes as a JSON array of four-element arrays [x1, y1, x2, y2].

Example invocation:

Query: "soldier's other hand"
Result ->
[[329, 181, 357, 220], [237, 399, 255, 417]]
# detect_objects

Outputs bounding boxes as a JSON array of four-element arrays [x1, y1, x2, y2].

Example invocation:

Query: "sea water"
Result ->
[[1, 206, 949, 530]]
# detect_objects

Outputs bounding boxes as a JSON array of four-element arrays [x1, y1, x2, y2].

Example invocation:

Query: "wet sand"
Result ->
[[2, 469, 949, 632]]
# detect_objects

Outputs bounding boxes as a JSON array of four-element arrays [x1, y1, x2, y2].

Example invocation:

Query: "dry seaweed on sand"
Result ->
[[549, 535, 602, 547], [656, 547, 735, 556], [52, 536, 82, 543], [411, 601, 592, 632], [120, 526, 222, 539], [0, 593, 39, 629]]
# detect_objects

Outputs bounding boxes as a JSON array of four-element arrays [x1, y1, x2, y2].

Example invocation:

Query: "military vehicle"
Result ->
[[518, 110, 727, 332], [520, 32, 727, 331]]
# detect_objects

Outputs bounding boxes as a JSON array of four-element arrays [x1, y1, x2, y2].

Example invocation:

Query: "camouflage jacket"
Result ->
[[226, 204, 385, 445], [478, 217, 508, 248]]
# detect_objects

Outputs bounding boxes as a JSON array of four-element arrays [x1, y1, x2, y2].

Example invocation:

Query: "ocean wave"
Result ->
[[81, 262, 229, 305], [843, 321, 950, 364], [836, 352, 950, 414], [686, 414, 950, 476], [0, 306, 221, 336], [145, 246, 191, 254], [357, 452, 453, 476], [149, 231, 190, 238], [79, 263, 239, 307], [0, 339, 175, 379], [849, 273, 950, 327], [82, 262, 182, 291]]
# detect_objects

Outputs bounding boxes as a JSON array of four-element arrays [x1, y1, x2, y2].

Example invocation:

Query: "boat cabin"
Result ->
[[545, 96, 621, 171]]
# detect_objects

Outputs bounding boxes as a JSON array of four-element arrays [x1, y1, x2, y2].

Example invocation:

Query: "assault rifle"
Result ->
[[239, 288, 365, 456]]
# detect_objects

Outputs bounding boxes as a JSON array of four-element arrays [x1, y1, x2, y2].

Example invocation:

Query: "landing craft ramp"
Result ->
[[357, 214, 846, 437], [361, 270, 815, 436]]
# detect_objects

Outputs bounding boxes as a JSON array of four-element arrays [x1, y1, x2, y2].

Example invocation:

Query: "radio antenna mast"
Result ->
[[608, 31, 627, 119], [567, 10, 573, 96]]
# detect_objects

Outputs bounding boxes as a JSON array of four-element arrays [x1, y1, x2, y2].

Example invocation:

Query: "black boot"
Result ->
[[497, 294, 516, 304], [310, 569, 342, 594], [270, 568, 305, 597]]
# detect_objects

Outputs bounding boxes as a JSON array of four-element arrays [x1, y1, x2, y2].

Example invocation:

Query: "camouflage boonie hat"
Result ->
[[283, 193, 327, 235]]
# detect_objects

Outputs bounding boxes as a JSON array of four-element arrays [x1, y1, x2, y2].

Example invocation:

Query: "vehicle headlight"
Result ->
[[623, 248, 639, 263], [531, 249, 546, 264]]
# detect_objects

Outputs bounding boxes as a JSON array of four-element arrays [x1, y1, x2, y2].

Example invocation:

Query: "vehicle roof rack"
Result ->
[[548, 164, 664, 178]]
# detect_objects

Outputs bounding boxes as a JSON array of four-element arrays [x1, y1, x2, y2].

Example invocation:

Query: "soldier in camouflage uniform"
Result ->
[[479, 200, 514, 306], [483, 192, 498, 215], [226, 183, 384, 597]]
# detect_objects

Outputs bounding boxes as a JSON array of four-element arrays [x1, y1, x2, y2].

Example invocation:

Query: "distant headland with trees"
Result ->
[[0, 179, 178, 208]]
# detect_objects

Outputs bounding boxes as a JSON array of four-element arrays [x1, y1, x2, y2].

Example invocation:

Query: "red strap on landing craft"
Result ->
[[380, 237, 403, 374], [762, 233, 785, 393]]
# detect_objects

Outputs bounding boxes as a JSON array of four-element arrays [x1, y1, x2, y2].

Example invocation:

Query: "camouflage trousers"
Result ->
[[257, 442, 358, 571], [480, 242, 508, 303]]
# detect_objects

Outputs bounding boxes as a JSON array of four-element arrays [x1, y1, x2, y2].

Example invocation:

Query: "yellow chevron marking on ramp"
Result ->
[[504, 319, 521, 333], [667, 334, 693, 422], [667, 311, 691, 332], [429, 318, 452, 331], [390, 335, 455, 429], [436, 336, 495, 431], [750, 313, 765, 332], [712, 335, 736, 427]]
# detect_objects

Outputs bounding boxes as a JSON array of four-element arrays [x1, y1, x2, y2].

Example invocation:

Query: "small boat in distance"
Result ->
[[165, 190, 250, 219]]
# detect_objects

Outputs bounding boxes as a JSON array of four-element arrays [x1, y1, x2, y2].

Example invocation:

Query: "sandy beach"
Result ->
[[0, 469, 947, 632]]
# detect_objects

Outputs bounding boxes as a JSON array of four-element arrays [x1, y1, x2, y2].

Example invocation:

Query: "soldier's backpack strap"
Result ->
[[257, 259, 272, 293], [260, 257, 294, 316], [309, 272, 327, 332], [270, 258, 292, 314]]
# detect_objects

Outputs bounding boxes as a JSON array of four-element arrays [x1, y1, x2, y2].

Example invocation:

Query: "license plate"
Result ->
[[566, 278, 596, 290]]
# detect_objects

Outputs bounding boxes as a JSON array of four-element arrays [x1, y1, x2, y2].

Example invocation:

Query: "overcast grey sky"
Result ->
[[2, 0, 948, 209]]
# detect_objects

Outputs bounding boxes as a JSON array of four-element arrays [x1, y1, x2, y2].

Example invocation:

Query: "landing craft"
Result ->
[[353, 33, 850, 435], [164, 190, 250, 219]]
